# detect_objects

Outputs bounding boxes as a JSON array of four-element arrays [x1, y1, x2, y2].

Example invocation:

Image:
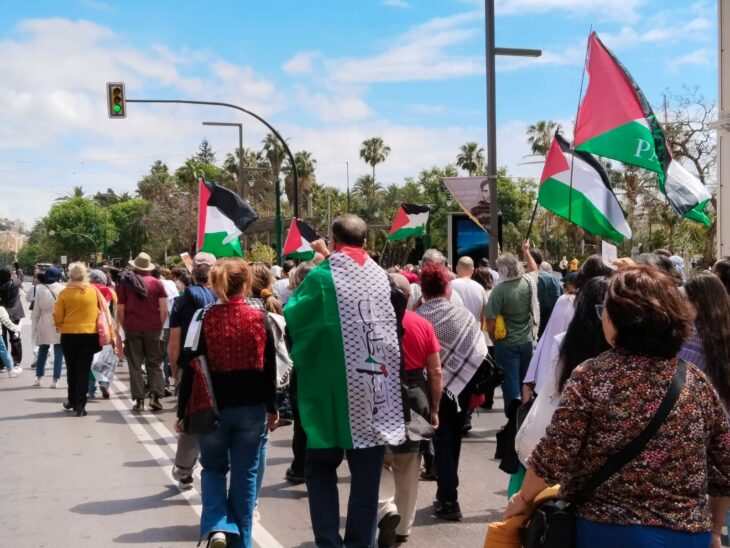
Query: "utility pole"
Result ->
[[484, 0, 541, 264]]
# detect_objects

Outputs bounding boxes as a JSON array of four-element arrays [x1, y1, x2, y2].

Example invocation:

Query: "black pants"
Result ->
[[290, 370, 307, 475], [434, 394, 468, 503], [61, 334, 99, 409], [1, 321, 22, 366]]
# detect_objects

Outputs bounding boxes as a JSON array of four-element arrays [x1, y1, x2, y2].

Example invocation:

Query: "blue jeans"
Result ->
[[305, 445, 385, 548], [256, 430, 268, 501], [198, 404, 267, 548], [494, 341, 534, 414], [36, 344, 64, 380], [576, 518, 711, 547], [0, 336, 12, 370]]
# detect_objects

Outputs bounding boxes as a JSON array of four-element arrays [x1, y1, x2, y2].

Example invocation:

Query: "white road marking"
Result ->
[[109, 378, 284, 548]]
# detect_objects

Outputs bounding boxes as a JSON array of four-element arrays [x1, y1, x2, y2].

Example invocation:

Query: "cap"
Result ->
[[193, 252, 217, 268]]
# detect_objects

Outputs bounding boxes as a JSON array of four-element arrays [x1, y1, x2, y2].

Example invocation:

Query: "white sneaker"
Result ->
[[207, 532, 227, 548], [50, 379, 58, 389], [9, 367, 21, 378], [33, 377, 42, 386]]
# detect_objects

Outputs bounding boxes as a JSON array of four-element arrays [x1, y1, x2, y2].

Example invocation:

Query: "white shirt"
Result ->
[[273, 278, 293, 306], [161, 279, 179, 329], [450, 277, 488, 323]]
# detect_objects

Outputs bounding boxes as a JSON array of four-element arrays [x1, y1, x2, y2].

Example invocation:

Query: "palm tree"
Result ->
[[526, 120, 557, 156], [353, 175, 384, 222], [55, 185, 86, 202], [359, 137, 391, 181], [137, 161, 175, 201], [284, 151, 317, 209], [175, 157, 204, 194], [456, 142, 485, 176], [262, 133, 286, 183]]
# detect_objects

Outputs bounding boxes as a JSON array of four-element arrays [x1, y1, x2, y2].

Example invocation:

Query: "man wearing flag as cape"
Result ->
[[284, 214, 406, 547]]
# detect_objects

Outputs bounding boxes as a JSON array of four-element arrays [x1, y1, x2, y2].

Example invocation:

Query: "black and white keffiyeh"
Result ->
[[417, 297, 488, 400]]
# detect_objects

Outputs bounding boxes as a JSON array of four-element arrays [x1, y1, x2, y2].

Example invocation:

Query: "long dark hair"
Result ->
[[684, 271, 730, 408], [713, 259, 730, 297], [575, 255, 613, 291], [558, 276, 610, 391]]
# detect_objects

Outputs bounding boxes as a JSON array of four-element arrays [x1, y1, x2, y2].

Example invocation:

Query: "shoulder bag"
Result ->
[[94, 288, 113, 347], [521, 361, 687, 548]]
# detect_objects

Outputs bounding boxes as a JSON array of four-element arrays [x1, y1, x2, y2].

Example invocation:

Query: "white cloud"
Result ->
[[283, 51, 320, 75], [496, 0, 646, 22], [326, 12, 484, 83], [296, 88, 373, 123], [382, 0, 412, 8], [669, 48, 712, 72], [407, 104, 448, 115]]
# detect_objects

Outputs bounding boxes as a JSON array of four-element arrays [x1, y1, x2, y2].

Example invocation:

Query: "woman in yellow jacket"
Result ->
[[53, 262, 100, 416]]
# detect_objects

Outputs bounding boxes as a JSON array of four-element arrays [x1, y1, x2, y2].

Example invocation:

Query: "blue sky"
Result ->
[[0, 0, 718, 227]]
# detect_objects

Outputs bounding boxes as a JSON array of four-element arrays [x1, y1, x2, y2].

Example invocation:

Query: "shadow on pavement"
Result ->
[[259, 481, 309, 501], [70, 485, 190, 515], [113, 524, 199, 543], [412, 505, 499, 527], [123, 459, 161, 468]]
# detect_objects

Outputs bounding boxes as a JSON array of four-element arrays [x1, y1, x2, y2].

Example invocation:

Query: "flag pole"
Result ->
[[525, 201, 539, 241], [568, 26, 593, 227], [381, 239, 390, 267]]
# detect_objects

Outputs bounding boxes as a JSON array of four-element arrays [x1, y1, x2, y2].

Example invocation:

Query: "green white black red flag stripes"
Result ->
[[284, 248, 406, 449], [283, 218, 319, 260], [539, 132, 631, 243], [197, 179, 258, 257], [388, 204, 430, 241], [574, 31, 711, 225]]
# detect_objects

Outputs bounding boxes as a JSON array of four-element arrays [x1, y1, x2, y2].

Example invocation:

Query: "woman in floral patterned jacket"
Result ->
[[504, 265, 730, 548]]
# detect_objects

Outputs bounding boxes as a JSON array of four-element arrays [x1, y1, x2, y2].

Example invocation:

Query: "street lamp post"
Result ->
[[202, 121, 244, 200], [485, 0, 541, 264]]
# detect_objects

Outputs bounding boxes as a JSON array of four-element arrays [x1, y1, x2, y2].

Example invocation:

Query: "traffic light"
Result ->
[[106, 82, 126, 118]]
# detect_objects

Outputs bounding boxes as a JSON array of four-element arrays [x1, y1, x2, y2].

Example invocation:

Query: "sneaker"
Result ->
[[377, 512, 401, 548], [178, 475, 194, 491], [396, 534, 409, 544], [433, 500, 462, 521], [132, 399, 144, 412], [9, 367, 21, 378], [253, 507, 260, 522], [207, 532, 227, 548], [149, 395, 163, 411], [285, 467, 305, 485], [50, 379, 58, 389], [99, 385, 110, 399], [33, 377, 42, 387]]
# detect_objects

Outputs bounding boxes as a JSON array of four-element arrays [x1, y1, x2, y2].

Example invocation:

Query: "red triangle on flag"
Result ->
[[540, 137, 571, 185], [196, 179, 211, 251], [283, 218, 303, 255], [575, 32, 646, 147], [389, 206, 410, 234]]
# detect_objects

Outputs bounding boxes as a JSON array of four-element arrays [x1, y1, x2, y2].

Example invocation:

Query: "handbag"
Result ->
[[183, 355, 219, 435], [521, 361, 687, 548], [467, 352, 504, 396], [94, 288, 113, 347]]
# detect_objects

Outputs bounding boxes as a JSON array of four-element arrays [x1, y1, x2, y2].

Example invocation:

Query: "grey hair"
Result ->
[[421, 249, 447, 266], [291, 262, 316, 290], [496, 253, 524, 280], [88, 269, 107, 285], [540, 262, 553, 273]]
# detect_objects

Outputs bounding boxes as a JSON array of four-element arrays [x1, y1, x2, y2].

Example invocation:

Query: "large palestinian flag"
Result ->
[[283, 218, 319, 260], [574, 32, 711, 225], [197, 179, 258, 257], [540, 132, 632, 243], [283, 247, 406, 449], [388, 204, 430, 241]]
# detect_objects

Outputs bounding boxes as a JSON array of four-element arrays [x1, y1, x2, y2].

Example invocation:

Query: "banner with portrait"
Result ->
[[442, 176, 493, 235]]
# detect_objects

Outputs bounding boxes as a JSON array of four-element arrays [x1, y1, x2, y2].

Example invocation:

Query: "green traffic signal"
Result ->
[[106, 82, 126, 118], [113, 104, 122, 113]]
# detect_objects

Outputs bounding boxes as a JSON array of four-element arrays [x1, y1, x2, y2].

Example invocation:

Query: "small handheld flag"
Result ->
[[283, 218, 320, 260], [388, 204, 430, 241], [197, 179, 259, 258]]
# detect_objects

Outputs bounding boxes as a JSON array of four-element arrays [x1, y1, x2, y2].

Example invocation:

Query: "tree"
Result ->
[[262, 133, 286, 184], [175, 157, 204, 194], [195, 138, 216, 164], [284, 150, 317, 211], [413, 164, 459, 251], [456, 142, 485, 176], [93, 188, 125, 207], [137, 161, 175, 201], [55, 185, 86, 202], [359, 137, 391, 181], [44, 197, 118, 261], [526, 120, 557, 156], [108, 198, 151, 259]]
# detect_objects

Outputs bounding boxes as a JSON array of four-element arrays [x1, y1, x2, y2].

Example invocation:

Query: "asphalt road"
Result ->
[[0, 286, 512, 548]]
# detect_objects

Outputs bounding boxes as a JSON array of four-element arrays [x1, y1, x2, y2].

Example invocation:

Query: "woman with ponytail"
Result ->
[[247, 263, 283, 314]]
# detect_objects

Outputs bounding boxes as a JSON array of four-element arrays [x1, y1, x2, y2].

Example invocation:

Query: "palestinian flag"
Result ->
[[283, 218, 319, 260], [539, 132, 632, 243], [283, 247, 406, 449], [197, 179, 258, 257], [574, 31, 711, 225], [388, 204, 430, 241]]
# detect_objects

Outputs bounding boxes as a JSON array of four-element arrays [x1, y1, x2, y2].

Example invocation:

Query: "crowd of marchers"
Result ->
[[1, 215, 730, 548]]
